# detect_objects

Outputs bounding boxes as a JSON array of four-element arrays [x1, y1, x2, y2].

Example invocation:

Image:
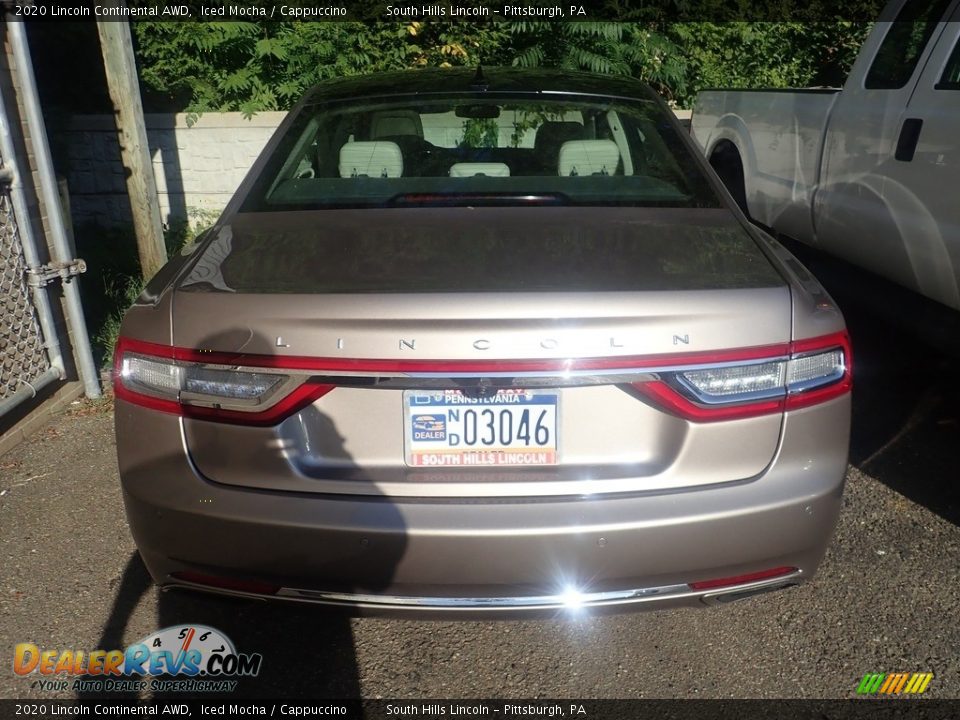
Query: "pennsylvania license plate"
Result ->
[[403, 389, 559, 467]]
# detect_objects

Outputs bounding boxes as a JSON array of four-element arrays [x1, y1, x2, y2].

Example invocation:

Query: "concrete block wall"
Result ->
[[64, 108, 693, 229], [65, 111, 287, 228]]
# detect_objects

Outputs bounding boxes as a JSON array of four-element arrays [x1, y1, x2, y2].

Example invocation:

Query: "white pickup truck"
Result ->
[[691, 0, 960, 312]]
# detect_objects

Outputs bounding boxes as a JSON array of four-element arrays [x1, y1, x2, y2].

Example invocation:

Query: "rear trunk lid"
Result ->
[[172, 207, 791, 497]]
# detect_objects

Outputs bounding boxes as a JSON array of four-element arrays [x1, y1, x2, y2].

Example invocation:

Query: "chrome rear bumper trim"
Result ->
[[164, 572, 803, 611], [278, 576, 802, 608], [274, 583, 692, 608]]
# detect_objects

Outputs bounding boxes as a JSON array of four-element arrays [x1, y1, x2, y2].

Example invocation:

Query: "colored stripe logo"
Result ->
[[857, 673, 933, 695]]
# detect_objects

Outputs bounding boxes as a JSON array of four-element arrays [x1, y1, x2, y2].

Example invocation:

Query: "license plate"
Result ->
[[403, 389, 559, 467]]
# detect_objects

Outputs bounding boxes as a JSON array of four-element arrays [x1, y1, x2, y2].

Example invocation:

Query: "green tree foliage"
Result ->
[[508, 22, 687, 99], [459, 117, 500, 148], [133, 21, 871, 113], [135, 21, 512, 114], [664, 22, 871, 106]]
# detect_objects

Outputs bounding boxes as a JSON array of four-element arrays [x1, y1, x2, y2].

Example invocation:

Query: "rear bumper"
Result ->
[[117, 396, 848, 618], [164, 571, 805, 616]]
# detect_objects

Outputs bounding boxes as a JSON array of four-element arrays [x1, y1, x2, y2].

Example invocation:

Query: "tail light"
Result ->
[[113, 338, 333, 427], [170, 571, 280, 596], [689, 565, 798, 590], [115, 331, 850, 427], [632, 331, 851, 421]]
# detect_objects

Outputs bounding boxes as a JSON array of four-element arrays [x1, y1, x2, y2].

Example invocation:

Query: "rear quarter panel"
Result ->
[[692, 90, 839, 242]]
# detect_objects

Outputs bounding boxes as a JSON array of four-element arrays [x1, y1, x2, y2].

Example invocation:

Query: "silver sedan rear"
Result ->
[[113, 68, 851, 616]]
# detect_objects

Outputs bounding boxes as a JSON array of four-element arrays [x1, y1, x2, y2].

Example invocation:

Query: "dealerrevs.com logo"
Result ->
[[857, 672, 934, 696], [13, 625, 262, 693]]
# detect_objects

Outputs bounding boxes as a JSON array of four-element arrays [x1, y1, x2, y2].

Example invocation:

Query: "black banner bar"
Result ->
[[2, 0, 890, 23], [1, 699, 959, 720]]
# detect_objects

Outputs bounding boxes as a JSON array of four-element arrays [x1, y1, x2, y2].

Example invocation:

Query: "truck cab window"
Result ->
[[938, 38, 960, 89], [864, 0, 953, 89]]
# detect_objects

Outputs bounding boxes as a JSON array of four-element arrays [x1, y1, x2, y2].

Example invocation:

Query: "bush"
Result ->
[[78, 212, 214, 367]]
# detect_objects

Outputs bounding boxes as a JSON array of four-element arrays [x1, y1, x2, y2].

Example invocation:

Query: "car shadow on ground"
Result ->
[[84, 323, 411, 701], [155, 580, 362, 698], [79, 552, 361, 699], [780, 238, 960, 526]]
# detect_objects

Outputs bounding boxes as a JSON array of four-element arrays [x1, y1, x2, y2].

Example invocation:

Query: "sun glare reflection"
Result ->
[[560, 586, 586, 609]]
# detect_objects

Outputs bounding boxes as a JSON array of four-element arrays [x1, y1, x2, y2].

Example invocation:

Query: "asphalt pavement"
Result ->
[[1, 275, 959, 701]]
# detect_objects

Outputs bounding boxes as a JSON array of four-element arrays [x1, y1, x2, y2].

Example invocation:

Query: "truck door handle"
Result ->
[[895, 118, 923, 162]]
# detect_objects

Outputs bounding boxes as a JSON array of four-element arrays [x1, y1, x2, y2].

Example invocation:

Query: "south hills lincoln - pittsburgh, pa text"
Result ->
[[385, 5, 587, 18]]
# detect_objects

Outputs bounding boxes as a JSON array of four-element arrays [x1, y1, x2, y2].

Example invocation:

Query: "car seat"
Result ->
[[557, 139, 621, 177], [338, 141, 404, 178]]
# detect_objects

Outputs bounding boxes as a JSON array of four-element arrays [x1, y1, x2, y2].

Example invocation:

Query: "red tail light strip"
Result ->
[[688, 565, 798, 591], [631, 330, 852, 421], [170, 571, 280, 596], [113, 332, 850, 426], [113, 337, 334, 427], [112, 376, 333, 427], [114, 336, 792, 375], [632, 381, 787, 422], [785, 331, 853, 411]]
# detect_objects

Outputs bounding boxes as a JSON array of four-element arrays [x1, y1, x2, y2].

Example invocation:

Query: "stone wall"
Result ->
[[65, 112, 287, 228], [64, 108, 693, 229]]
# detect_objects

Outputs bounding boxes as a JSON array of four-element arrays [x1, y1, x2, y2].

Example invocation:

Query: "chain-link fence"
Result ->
[[0, 187, 51, 405]]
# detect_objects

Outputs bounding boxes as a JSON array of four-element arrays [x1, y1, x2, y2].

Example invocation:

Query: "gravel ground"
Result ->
[[1, 305, 958, 701]]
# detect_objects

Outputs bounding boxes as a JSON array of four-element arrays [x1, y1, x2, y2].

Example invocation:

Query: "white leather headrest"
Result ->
[[370, 110, 423, 139], [449, 163, 511, 177], [557, 139, 621, 177], [339, 141, 403, 178]]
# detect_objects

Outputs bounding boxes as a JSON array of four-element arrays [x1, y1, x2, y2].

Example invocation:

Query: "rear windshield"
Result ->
[[240, 94, 722, 210]]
